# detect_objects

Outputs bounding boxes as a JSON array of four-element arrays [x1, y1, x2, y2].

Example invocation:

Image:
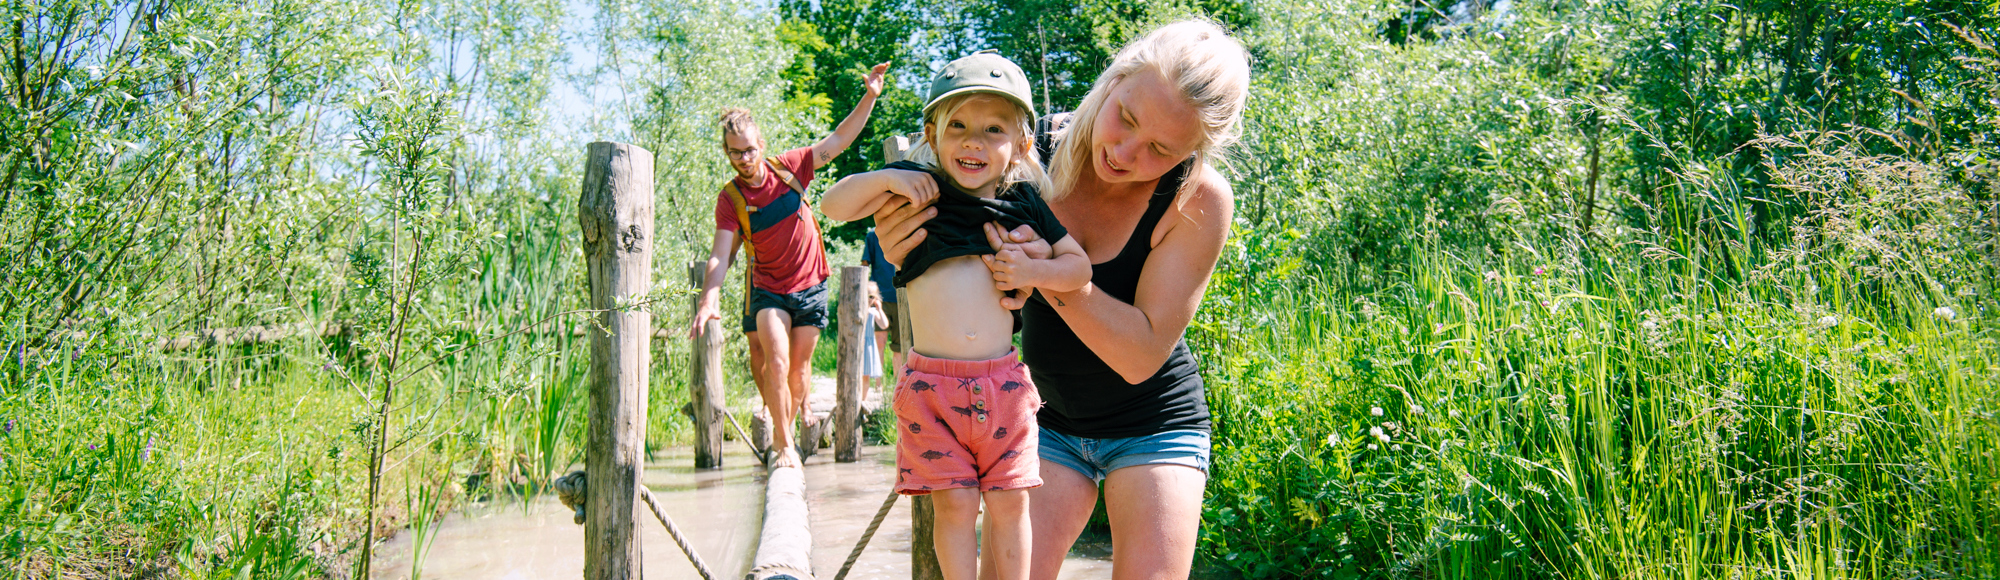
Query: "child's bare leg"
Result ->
[[931, 488, 983, 580], [981, 489, 1031, 580]]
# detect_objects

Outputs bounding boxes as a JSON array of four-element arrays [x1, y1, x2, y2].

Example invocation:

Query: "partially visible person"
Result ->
[[870, 21, 1251, 580], [689, 62, 889, 468], [861, 281, 889, 389], [861, 228, 904, 383], [821, 51, 1090, 580]]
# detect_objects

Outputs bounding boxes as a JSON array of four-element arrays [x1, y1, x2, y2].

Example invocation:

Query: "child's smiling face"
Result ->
[[926, 94, 1026, 197]]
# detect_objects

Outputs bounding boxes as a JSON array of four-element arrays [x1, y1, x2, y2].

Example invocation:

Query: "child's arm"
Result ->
[[870, 304, 890, 329], [820, 169, 938, 222], [984, 233, 1091, 293]]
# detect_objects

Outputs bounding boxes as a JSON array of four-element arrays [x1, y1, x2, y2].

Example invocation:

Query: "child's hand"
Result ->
[[881, 169, 938, 207], [983, 246, 1035, 291]]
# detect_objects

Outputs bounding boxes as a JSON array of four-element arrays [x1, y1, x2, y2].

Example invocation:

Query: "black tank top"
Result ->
[[1021, 156, 1209, 439]]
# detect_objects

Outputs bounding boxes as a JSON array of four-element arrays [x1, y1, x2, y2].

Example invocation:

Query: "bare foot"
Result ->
[[772, 447, 803, 469]]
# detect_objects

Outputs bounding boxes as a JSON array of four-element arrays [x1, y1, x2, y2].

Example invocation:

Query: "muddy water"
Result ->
[[802, 446, 1113, 580], [371, 445, 1113, 579]]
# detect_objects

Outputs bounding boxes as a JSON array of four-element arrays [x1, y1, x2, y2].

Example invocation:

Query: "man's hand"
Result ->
[[688, 294, 722, 340], [862, 62, 888, 99]]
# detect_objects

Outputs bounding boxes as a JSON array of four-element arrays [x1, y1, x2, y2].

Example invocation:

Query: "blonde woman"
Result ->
[[872, 20, 1250, 580]]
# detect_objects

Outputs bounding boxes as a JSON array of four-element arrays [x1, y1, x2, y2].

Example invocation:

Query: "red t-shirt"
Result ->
[[714, 147, 829, 294]]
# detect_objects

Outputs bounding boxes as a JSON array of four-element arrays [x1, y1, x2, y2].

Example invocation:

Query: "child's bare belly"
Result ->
[[906, 255, 1014, 362]]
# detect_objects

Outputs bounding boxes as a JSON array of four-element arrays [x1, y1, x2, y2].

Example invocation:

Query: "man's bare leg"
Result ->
[[787, 325, 820, 437], [754, 308, 797, 464]]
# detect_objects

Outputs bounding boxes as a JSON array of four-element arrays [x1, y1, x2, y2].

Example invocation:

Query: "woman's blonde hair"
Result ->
[[905, 93, 1054, 197], [1048, 19, 1250, 201]]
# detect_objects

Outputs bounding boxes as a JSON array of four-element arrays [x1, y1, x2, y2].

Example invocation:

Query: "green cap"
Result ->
[[925, 50, 1035, 119]]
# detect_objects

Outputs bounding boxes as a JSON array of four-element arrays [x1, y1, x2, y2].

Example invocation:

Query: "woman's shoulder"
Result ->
[[1173, 163, 1233, 226]]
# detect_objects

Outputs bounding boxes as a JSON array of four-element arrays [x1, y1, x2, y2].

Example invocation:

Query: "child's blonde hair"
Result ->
[[1047, 19, 1250, 201], [905, 93, 1055, 197]]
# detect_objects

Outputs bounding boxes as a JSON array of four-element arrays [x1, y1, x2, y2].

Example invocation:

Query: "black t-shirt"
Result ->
[[883, 160, 1069, 288]]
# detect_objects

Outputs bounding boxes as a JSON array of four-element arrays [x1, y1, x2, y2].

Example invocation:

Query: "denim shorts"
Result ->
[[742, 279, 829, 333], [1038, 428, 1210, 482]]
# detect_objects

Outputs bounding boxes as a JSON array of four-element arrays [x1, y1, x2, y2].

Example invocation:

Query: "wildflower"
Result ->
[[1370, 406, 1384, 417], [88, 444, 97, 451], [1818, 315, 1840, 327], [1641, 320, 1657, 330], [1392, 444, 1403, 452], [1935, 306, 1957, 321], [1483, 270, 1500, 283], [1367, 444, 1379, 451], [1533, 267, 1545, 276], [1448, 409, 1462, 418], [142, 436, 154, 462], [1327, 432, 1341, 447], [1370, 426, 1391, 443], [1410, 404, 1426, 416], [2, 419, 11, 435], [1433, 323, 1444, 333]]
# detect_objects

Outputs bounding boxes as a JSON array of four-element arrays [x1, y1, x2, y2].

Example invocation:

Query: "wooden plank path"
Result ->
[[574, 139, 916, 580]]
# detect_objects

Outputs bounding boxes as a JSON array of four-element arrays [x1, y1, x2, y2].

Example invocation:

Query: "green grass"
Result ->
[[1192, 243, 2000, 578]]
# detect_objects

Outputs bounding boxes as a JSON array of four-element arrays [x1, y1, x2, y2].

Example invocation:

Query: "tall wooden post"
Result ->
[[579, 141, 653, 580], [689, 261, 726, 469], [834, 265, 868, 462], [884, 134, 944, 580]]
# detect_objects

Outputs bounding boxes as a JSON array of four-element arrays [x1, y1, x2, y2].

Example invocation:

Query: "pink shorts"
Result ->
[[893, 350, 1042, 495]]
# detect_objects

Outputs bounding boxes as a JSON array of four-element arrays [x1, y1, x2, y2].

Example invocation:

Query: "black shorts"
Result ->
[[743, 279, 830, 333]]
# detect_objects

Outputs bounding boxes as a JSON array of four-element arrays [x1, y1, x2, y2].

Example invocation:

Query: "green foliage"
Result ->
[[5, 0, 1998, 577]]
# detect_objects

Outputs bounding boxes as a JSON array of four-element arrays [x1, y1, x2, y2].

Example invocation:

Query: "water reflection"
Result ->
[[370, 445, 1112, 579]]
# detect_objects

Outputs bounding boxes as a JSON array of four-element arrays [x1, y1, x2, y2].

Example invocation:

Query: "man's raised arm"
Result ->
[[810, 62, 889, 170]]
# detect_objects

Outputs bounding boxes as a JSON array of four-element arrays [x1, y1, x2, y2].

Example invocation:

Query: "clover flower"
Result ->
[[1935, 306, 1958, 321], [1818, 315, 1840, 327], [1410, 404, 1425, 416], [1370, 426, 1391, 444], [1327, 432, 1341, 447], [1370, 406, 1384, 417]]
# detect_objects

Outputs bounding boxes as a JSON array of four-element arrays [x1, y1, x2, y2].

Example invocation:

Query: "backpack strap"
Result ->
[[766, 157, 807, 198]]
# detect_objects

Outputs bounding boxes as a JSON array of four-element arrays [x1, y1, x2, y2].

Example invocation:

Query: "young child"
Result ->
[[820, 51, 1091, 580], [861, 281, 889, 390]]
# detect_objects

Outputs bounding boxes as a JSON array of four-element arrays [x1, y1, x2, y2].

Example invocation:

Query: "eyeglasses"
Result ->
[[726, 146, 760, 160]]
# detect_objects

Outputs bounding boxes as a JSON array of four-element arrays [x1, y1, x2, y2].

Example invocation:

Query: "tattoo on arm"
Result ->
[[817, 150, 831, 163], [1054, 296, 1066, 307]]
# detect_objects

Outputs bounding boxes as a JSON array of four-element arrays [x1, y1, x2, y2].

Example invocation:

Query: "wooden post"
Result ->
[[834, 265, 867, 462], [578, 141, 653, 580], [689, 261, 726, 469], [883, 134, 944, 580]]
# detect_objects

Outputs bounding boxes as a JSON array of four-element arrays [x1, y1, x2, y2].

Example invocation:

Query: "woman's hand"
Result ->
[[984, 222, 1050, 259], [870, 194, 937, 268], [983, 222, 1053, 309]]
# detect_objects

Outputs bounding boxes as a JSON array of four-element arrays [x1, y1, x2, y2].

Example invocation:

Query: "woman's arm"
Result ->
[[1039, 168, 1233, 384], [821, 169, 937, 222]]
